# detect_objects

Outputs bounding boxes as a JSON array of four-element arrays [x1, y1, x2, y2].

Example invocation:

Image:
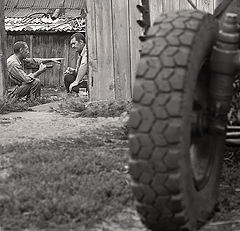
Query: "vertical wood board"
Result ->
[[86, 0, 98, 99], [197, 0, 214, 13], [0, 3, 7, 98], [180, 0, 197, 9], [129, 0, 142, 95], [149, 0, 163, 24], [91, 0, 115, 100], [162, 0, 180, 12], [112, 0, 131, 100]]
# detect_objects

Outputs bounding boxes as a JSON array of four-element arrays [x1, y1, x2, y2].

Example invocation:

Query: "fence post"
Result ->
[[0, 1, 7, 100]]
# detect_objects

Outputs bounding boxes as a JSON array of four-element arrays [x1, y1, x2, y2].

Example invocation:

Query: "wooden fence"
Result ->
[[87, 0, 219, 100], [87, 0, 142, 100]]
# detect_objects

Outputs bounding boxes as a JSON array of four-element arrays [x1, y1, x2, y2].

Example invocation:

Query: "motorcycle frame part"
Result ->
[[214, 0, 234, 17], [209, 13, 240, 134], [136, 0, 150, 36]]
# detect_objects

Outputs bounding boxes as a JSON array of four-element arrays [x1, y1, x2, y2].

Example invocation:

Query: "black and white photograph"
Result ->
[[0, 0, 240, 230]]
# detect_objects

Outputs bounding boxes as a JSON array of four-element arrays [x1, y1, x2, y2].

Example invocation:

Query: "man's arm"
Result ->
[[23, 58, 63, 69], [30, 63, 47, 79], [75, 64, 88, 83], [38, 58, 64, 64], [8, 62, 47, 84], [8, 63, 34, 83], [69, 63, 87, 92]]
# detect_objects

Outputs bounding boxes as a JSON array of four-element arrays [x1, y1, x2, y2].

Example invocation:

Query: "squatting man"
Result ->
[[64, 32, 88, 94], [7, 41, 62, 101]]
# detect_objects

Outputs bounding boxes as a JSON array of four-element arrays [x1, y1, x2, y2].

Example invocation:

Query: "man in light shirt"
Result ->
[[64, 33, 88, 94], [7, 41, 47, 100]]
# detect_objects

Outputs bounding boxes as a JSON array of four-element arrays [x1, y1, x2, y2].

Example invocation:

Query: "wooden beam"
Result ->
[[149, 0, 163, 25], [0, 0, 7, 100], [87, 0, 115, 100], [162, 0, 180, 12], [112, 0, 131, 100]]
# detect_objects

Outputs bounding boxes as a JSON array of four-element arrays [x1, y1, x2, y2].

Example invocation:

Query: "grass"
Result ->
[[0, 87, 66, 114], [1, 87, 132, 119], [57, 98, 132, 118], [0, 127, 132, 231]]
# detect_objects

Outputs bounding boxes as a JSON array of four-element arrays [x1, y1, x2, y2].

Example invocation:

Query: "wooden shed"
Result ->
[[4, 0, 86, 88], [87, 0, 219, 101]]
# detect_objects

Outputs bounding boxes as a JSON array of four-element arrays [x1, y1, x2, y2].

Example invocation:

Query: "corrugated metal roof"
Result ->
[[17, 0, 35, 8], [32, 0, 50, 9], [5, 9, 49, 18], [5, 0, 19, 8], [4, 8, 84, 18], [4, 0, 86, 9], [48, 0, 64, 9], [71, 0, 85, 9]]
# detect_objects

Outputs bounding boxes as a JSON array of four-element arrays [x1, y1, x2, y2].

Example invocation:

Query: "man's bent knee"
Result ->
[[64, 74, 75, 83]]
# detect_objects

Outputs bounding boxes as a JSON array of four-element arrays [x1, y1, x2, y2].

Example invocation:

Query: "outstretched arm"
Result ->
[[23, 58, 64, 68]]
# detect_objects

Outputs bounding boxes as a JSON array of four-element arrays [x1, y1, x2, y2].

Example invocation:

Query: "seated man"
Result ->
[[64, 33, 88, 94], [7, 41, 49, 101]]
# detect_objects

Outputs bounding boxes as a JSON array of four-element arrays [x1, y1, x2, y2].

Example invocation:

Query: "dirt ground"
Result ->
[[0, 98, 240, 231]]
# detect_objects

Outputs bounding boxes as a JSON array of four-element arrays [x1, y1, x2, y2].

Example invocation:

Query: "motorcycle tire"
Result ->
[[129, 10, 224, 231]]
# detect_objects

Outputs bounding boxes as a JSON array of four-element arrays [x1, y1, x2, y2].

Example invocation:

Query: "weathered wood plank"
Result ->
[[149, 0, 163, 24], [112, 0, 131, 100], [86, 0, 98, 98], [32, 35, 48, 86], [197, 0, 214, 13], [48, 35, 57, 87], [88, 0, 115, 100], [129, 0, 142, 95], [29, 35, 33, 58], [180, 0, 197, 9], [162, 0, 180, 12], [63, 35, 69, 85], [0, 1, 7, 99]]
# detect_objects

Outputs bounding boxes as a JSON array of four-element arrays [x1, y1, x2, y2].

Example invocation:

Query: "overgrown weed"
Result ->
[[58, 98, 132, 117], [0, 87, 66, 114]]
